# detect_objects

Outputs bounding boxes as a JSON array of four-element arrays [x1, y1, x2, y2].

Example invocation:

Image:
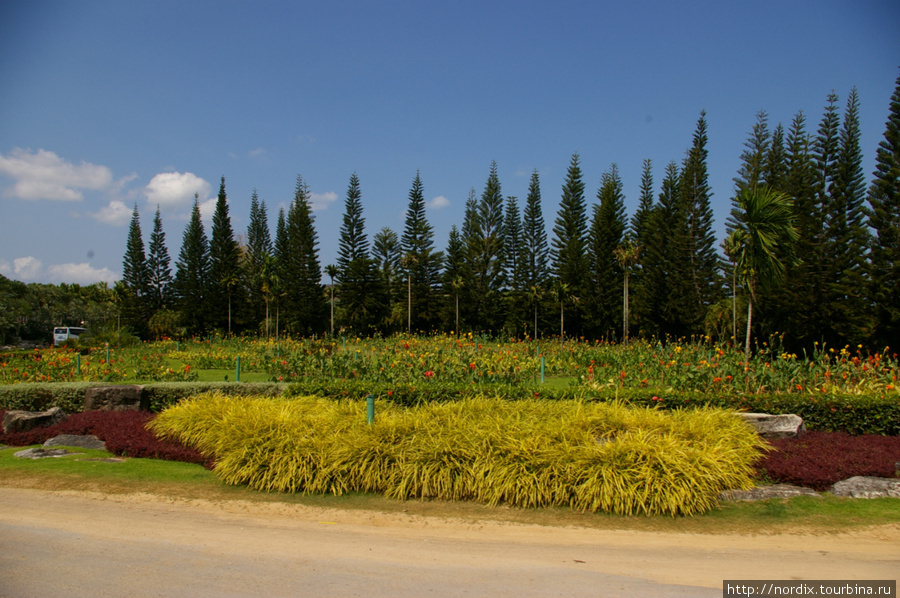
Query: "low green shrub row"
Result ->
[[3, 378, 896, 435], [0, 381, 287, 413], [150, 393, 767, 516], [284, 380, 900, 436]]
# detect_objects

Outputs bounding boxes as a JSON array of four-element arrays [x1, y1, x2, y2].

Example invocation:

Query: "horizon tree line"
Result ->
[[101, 74, 900, 352]]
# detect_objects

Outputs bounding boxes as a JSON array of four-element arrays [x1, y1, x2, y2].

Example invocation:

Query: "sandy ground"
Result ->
[[1, 486, 898, 597]]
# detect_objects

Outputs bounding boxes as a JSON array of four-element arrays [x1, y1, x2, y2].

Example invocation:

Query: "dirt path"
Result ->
[[1, 487, 898, 597]]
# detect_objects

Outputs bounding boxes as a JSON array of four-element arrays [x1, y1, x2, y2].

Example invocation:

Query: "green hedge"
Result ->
[[0, 382, 287, 413], [284, 381, 900, 436], [3, 379, 897, 435]]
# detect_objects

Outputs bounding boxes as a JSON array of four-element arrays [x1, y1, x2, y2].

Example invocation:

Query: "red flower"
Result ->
[[469, 363, 476, 370], [387, 390, 394, 396], [424, 370, 434, 378]]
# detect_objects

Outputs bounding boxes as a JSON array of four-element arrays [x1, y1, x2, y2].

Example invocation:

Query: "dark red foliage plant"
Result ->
[[758, 431, 900, 491], [0, 409, 211, 468]]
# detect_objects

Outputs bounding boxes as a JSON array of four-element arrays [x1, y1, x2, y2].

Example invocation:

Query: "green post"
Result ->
[[540, 356, 545, 384], [106, 344, 110, 363], [366, 394, 375, 425], [236, 356, 241, 383], [76, 353, 81, 376]]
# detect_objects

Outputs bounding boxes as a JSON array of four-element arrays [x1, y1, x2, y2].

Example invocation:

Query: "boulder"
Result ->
[[43, 434, 106, 450], [738, 412, 805, 438], [84, 385, 148, 412], [831, 476, 900, 499], [2, 407, 67, 434], [14, 447, 77, 459], [720, 484, 821, 502]]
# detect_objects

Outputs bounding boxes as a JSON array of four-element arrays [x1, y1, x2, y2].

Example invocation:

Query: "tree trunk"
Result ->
[[455, 293, 459, 338], [622, 271, 630, 344], [560, 303, 564, 338], [732, 269, 737, 345], [744, 297, 753, 365]]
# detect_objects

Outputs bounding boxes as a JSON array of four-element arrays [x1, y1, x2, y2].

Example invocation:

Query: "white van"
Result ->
[[53, 326, 87, 346]]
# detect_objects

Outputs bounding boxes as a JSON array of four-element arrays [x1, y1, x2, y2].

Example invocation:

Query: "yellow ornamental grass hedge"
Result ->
[[148, 394, 768, 516]]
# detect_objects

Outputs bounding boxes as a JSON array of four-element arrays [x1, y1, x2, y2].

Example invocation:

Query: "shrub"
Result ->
[[0, 382, 95, 412], [150, 394, 767, 516], [758, 431, 900, 491], [0, 381, 287, 413], [0, 409, 209, 467]]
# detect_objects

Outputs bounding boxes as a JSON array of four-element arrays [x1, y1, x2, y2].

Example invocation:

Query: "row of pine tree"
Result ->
[[121, 74, 900, 352]]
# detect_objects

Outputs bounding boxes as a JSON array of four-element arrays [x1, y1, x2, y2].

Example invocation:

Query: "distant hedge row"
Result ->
[[1, 380, 897, 435]]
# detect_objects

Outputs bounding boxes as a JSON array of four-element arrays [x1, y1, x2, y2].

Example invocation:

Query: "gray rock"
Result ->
[[831, 476, 900, 498], [720, 484, 822, 502], [84, 385, 148, 411], [2, 407, 67, 434], [738, 412, 806, 438], [43, 434, 106, 450], [14, 447, 79, 459]]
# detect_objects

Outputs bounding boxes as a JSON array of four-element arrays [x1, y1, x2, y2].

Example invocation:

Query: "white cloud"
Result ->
[[309, 191, 338, 211], [248, 147, 267, 158], [13, 256, 43, 279], [144, 172, 211, 208], [0, 148, 113, 201], [46, 262, 118, 285], [90, 200, 133, 226], [3, 256, 117, 284], [428, 195, 450, 209], [198, 197, 218, 224]]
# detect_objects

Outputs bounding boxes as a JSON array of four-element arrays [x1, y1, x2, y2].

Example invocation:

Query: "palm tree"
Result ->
[[722, 234, 739, 345], [400, 254, 417, 333], [259, 255, 280, 339], [551, 280, 576, 338], [527, 284, 543, 340], [221, 272, 240, 336], [324, 264, 338, 336], [729, 186, 799, 363], [450, 275, 464, 337], [614, 240, 641, 344]]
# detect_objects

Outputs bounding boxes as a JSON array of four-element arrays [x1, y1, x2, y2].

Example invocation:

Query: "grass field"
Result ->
[[3, 445, 899, 534]]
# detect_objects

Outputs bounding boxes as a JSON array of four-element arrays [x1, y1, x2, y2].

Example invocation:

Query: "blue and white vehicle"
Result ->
[[53, 326, 87, 346]]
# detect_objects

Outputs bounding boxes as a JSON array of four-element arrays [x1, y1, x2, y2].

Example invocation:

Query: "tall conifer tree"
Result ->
[[209, 177, 243, 334], [586, 164, 626, 339], [628, 160, 654, 336], [174, 197, 210, 335], [146, 206, 173, 313], [823, 88, 871, 344], [280, 176, 326, 335], [677, 111, 721, 334], [551, 153, 589, 336], [468, 162, 506, 330], [521, 171, 549, 338], [400, 172, 443, 331], [867, 72, 900, 348], [245, 190, 273, 333], [336, 173, 384, 332], [122, 204, 150, 335]]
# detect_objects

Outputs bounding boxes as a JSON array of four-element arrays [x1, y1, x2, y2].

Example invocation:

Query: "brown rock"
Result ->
[[84, 385, 148, 412], [2, 407, 67, 434]]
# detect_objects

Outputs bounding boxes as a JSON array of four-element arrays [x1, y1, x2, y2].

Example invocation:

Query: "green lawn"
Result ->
[[3, 445, 899, 535]]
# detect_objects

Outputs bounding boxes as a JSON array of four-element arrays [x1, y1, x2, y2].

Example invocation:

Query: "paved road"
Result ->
[[1, 488, 896, 598]]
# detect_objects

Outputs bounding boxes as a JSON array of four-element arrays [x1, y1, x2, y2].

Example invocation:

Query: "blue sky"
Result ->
[[1, 0, 898, 285]]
